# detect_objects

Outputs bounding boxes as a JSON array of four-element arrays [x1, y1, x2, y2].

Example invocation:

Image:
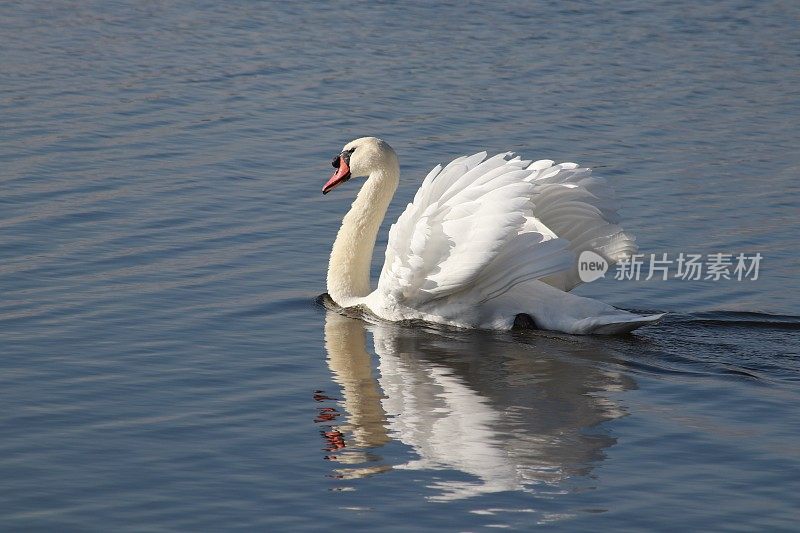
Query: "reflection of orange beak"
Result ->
[[322, 156, 351, 195]]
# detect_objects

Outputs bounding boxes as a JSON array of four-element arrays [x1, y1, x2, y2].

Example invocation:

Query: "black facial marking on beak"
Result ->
[[322, 147, 355, 195], [332, 148, 354, 169]]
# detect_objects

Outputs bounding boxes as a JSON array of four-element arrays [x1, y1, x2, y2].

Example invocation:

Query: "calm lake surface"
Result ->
[[2, 1, 799, 530]]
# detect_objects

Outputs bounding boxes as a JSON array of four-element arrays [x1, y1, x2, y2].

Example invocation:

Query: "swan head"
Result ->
[[323, 137, 398, 194]]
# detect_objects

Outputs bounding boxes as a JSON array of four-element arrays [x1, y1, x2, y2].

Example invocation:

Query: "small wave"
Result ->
[[227, 294, 316, 318], [318, 298, 800, 337], [668, 311, 800, 330]]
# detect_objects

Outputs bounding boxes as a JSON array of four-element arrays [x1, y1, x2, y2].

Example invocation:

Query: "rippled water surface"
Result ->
[[2, 1, 799, 530]]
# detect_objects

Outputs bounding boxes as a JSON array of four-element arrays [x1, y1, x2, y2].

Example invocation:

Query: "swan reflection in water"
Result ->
[[317, 303, 635, 502]]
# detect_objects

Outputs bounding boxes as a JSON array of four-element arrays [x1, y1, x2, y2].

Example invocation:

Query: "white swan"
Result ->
[[323, 137, 663, 334]]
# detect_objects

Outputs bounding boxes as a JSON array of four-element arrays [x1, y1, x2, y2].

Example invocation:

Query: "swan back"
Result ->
[[368, 151, 637, 327]]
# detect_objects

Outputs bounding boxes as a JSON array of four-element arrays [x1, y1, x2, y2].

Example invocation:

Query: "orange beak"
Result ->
[[322, 156, 351, 195]]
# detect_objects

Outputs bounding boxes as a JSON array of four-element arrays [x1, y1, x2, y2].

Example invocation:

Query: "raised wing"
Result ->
[[524, 162, 637, 290], [375, 152, 637, 310], [375, 152, 574, 309]]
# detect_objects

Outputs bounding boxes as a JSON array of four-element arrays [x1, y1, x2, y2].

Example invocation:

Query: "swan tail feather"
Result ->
[[484, 280, 663, 334]]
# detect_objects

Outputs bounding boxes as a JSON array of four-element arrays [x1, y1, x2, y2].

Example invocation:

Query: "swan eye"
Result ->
[[332, 148, 355, 168]]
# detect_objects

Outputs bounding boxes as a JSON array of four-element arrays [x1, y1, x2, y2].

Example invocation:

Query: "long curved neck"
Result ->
[[327, 165, 399, 306]]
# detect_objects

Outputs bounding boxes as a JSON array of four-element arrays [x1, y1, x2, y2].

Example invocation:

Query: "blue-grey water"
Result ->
[[2, 1, 799, 530]]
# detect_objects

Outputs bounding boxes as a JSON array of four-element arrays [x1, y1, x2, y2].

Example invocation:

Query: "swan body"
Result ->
[[323, 137, 663, 334]]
